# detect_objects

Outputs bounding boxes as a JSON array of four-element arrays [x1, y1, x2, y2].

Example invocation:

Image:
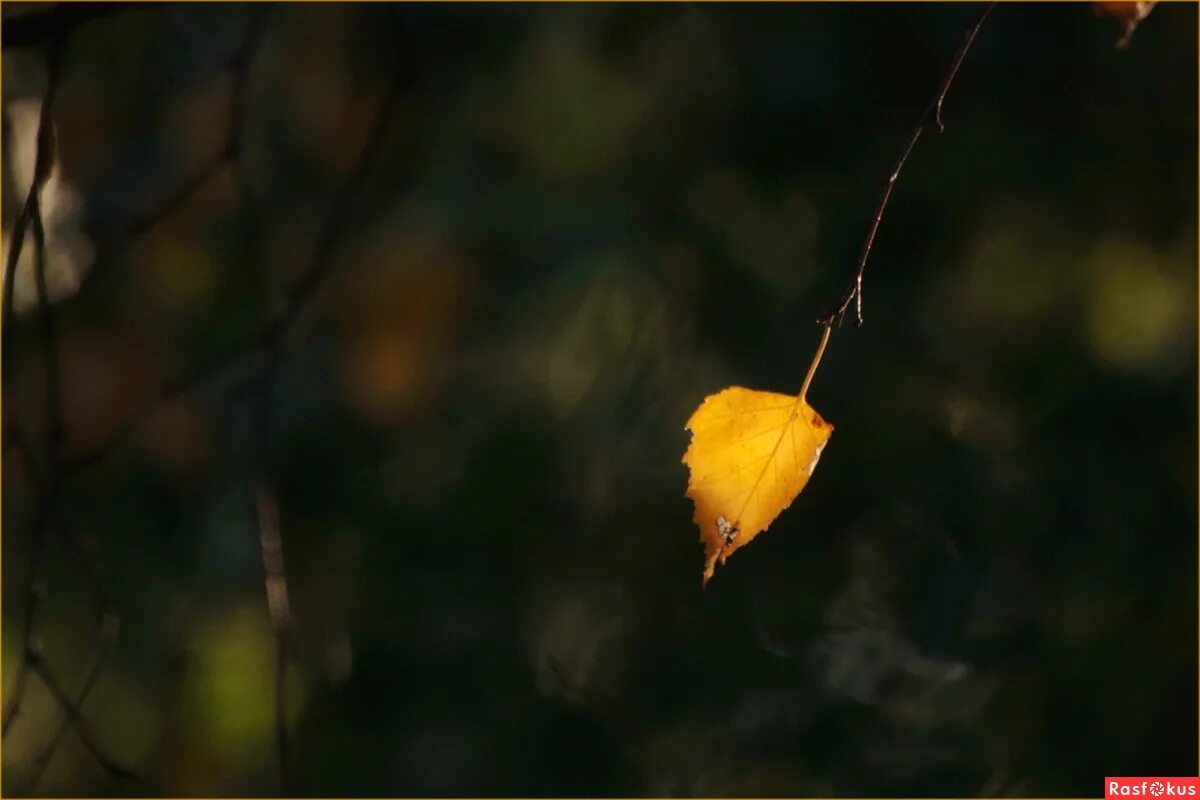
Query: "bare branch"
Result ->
[[86, 9, 268, 291], [3, 38, 65, 375], [3, 422, 46, 490], [818, 2, 996, 328], [31, 151, 63, 467], [3, 40, 66, 739], [63, 13, 272, 473], [17, 613, 121, 795], [228, 13, 299, 791], [2, 4, 165, 51], [1, 42, 135, 790], [6, 28, 405, 793], [255, 464, 296, 794], [119, 152, 234, 240], [67, 70, 405, 472], [26, 654, 139, 785]]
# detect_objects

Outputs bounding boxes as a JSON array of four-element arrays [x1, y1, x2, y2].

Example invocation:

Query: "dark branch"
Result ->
[[3, 41, 65, 740], [230, 13, 298, 791], [244, 69, 409, 797], [18, 613, 121, 794], [256, 461, 296, 794], [3, 422, 46, 490], [64, 12, 272, 472], [119, 152, 233, 239], [3, 38, 64, 376], [120, 9, 266, 239], [2, 3, 165, 50], [818, 2, 996, 328], [86, 7, 268, 290], [67, 72, 405, 472], [1, 42, 134, 789], [31, 153, 63, 468], [27, 654, 139, 785]]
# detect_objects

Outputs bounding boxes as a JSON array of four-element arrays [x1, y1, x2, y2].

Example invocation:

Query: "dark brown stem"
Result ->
[[818, 2, 996, 328]]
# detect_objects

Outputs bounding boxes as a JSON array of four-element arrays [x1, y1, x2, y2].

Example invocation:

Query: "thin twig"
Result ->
[[255, 453, 295, 794], [63, 11, 271, 473], [18, 613, 121, 795], [54, 516, 119, 634], [4, 139, 69, 743], [120, 153, 234, 239], [1, 498, 49, 737], [3, 39, 65, 377], [86, 9, 268, 288], [1, 42, 139, 789], [2, 4, 165, 51], [120, 6, 264, 240], [26, 654, 139, 784], [230, 13, 298, 791], [63, 335, 263, 471], [261, 75, 406, 348], [67, 71, 406, 472], [3, 40, 66, 739], [31, 148, 62, 469], [3, 422, 46, 490], [818, 2, 996, 328]]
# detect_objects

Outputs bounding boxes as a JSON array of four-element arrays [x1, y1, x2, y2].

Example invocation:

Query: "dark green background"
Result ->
[[2, 3, 1196, 796]]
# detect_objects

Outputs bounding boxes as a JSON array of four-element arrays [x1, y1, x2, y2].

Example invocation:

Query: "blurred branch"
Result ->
[[1, 3, 164, 50], [63, 11, 270, 471], [2, 38, 64, 372], [89, 8, 267, 285], [818, 2, 996, 328], [241, 45, 409, 797], [254, 443, 296, 795], [67, 69, 406, 472], [1, 41, 138, 790], [231, 14, 298, 791], [260, 72, 406, 346], [3, 422, 46, 490], [51, 47, 407, 793], [26, 652, 139, 785], [63, 335, 261, 471], [5, 22, 406, 790], [119, 152, 234, 240], [3, 39, 66, 740], [2, 500, 49, 738], [18, 612, 122, 794]]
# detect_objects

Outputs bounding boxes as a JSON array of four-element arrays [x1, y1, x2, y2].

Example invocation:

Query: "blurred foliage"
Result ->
[[1, 3, 1196, 796]]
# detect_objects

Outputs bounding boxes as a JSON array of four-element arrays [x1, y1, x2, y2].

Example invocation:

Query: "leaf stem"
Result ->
[[799, 324, 831, 403], [817, 2, 996, 327]]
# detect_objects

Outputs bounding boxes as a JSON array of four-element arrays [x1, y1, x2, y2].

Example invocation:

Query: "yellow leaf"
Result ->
[[682, 329, 834, 585]]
